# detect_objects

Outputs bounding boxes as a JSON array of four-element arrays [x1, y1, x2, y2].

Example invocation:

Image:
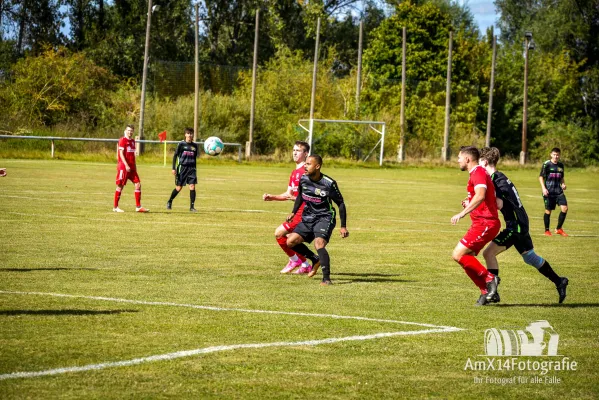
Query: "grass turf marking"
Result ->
[[0, 290, 462, 380]]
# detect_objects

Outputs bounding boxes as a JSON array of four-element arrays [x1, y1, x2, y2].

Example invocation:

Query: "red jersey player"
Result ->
[[450, 146, 500, 306], [113, 124, 149, 213], [263, 141, 315, 274]]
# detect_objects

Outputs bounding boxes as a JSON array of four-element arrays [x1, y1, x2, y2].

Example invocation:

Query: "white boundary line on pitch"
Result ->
[[0, 290, 462, 380]]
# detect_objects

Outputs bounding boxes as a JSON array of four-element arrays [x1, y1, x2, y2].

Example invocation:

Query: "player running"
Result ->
[[286, 155, 349, 285], [167, 128, 199, 212], [113, 124, 149, 213], [263, 141, 313, 274], [539, 147, 569, 236], [479, 147, 568, 303], [451, 146, 500, 306]]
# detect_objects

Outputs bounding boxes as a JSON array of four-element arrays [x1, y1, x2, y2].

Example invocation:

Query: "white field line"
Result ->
[[0, 329, 455, 381], [0, 290, 462, 380]]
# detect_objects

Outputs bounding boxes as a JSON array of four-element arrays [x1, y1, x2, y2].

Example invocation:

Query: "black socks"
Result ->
[[317, 248, 331, 280], [557, 211, 567, 230]]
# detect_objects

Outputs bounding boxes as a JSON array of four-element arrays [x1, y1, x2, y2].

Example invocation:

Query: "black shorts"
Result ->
[[543, 193, 567, 210], [293, 218, 336, 243], [492, 229, 534, 254], [176, 166, 197, 186]]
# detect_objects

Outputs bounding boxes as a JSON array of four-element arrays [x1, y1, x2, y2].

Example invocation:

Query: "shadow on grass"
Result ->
[[0, 268, 98, 272], [494, 303, 599, 308], [332, 272, 415, 285], [0, 309, 139, 316]]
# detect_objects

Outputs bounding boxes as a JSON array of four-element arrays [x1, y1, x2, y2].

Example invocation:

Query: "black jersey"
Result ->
[[491, 171, 529, 234], [292, 173, 346, 226], [539, 160, 565, 196], [173, 141, 199, 170]]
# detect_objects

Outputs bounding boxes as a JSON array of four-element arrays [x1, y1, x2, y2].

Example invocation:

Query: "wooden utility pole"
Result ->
[[442, 31, 453, 162], [486, 34, 497, 147], [398, 26, 407, 162], [193, 2, 199, 142], [247, 9, 260, 158]]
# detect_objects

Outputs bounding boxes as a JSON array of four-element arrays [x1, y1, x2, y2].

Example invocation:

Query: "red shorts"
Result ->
[[460, 221, 501, 255], [283, 207, 304, 232], [116, 168, 140, 186]]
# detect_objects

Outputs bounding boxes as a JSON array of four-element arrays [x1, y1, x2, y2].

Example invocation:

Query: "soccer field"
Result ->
[[1, 159, 598, 399]]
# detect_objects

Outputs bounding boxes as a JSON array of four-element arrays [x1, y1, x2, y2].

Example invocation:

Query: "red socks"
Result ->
[[114, 187, 122, 208], [134, 189, 141, 208], [459, 255, 492, 293], [276, 236, 306, 261]]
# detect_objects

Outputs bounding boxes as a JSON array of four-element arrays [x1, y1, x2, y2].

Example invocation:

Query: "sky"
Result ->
[[463, 0, 498, 34]]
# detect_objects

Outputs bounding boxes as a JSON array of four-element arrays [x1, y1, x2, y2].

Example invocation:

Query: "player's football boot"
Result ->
[[475, 294, 489, 306], [320, 279, 333, 286], [555, 228, 568, 237], [307, 260, 321, 278], [488, 292, 501, 303], [293, 263, 312, 274], [556, 277, 569, 304], [280, 258, 302, 274], [113, 207, 125, 213], [190, 208, 197, 212], [544, 230, 552, 236], [485, 275, 500, 301], [135, 207, 150, 213], [166, 202, 172, 210]]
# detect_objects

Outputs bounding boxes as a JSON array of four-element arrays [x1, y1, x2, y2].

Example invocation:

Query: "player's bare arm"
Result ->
[[263, 189, 294, 201], [451, 186, 486, 225], [496, 197, 503, 210]]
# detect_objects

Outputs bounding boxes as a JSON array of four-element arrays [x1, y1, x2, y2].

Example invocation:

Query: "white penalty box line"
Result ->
[[0, 290, 462, 380]]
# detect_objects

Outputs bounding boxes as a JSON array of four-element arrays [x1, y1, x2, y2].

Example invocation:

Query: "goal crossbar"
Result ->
[[297, 119, 386, 166]]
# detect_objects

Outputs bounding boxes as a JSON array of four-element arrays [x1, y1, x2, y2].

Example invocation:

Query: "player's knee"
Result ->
[[522, 250, 544, 269], [274, 226, 287, 239], [451, 251, 462, 262], [286, 236, 299, 248], [314, 238, 327, 249], [561, 206, 568, 213], [189, 184, 195, 190]]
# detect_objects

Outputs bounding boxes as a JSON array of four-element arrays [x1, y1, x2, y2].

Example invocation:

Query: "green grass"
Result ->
[[0, 159, 598, 399]]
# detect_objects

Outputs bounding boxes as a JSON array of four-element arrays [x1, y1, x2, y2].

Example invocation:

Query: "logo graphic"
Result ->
[[315, 188, 327, 197], [484, 320, 559, 356]]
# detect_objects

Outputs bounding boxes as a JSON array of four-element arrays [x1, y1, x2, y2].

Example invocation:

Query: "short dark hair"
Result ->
[[184, 127, 194, 135], [126, 124, 135, 130], [479, 147, 500, 166], [459, 146, 479, 161], [309, 154, 323, 167], [295, 140, 310, 153], [551, 147, 561, 153]]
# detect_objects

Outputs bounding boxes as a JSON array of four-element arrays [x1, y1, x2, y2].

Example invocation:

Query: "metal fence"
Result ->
[[0, 135, 243, 162]]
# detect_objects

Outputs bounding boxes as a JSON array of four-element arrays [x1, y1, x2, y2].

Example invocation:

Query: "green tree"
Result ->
[[4, 47, 115, 127]]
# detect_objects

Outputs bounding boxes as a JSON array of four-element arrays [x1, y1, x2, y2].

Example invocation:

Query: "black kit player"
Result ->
[[539, 147, 569, 236], [479, 147, 568, 303], [167, 128, 199, 212], [286, 155, 349, 285]]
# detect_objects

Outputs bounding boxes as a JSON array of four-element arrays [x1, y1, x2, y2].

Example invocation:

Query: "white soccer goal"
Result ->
[[297, 118, 386, 166]]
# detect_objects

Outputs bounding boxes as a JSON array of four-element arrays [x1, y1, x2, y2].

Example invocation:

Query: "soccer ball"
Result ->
[[203, 136, 224, 156]]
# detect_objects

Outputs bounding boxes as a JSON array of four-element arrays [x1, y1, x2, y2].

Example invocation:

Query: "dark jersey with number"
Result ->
[[539, 160, 565, 196], [173, 141, 199, 170], [491, 171, 529, 234], [293, 174, 346, 226]]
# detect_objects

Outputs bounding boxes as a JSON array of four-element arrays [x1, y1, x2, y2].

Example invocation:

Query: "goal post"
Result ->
[[297, 118, 386, 166]]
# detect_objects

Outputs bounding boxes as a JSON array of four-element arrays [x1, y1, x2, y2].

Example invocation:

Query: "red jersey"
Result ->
[[288, 164, 305, 197], [118, 136, 136, 169], [467, 165, 499, 224]]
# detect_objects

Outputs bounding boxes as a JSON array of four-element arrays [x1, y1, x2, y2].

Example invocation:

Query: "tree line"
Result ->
[[0, 0, 597, 165]]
